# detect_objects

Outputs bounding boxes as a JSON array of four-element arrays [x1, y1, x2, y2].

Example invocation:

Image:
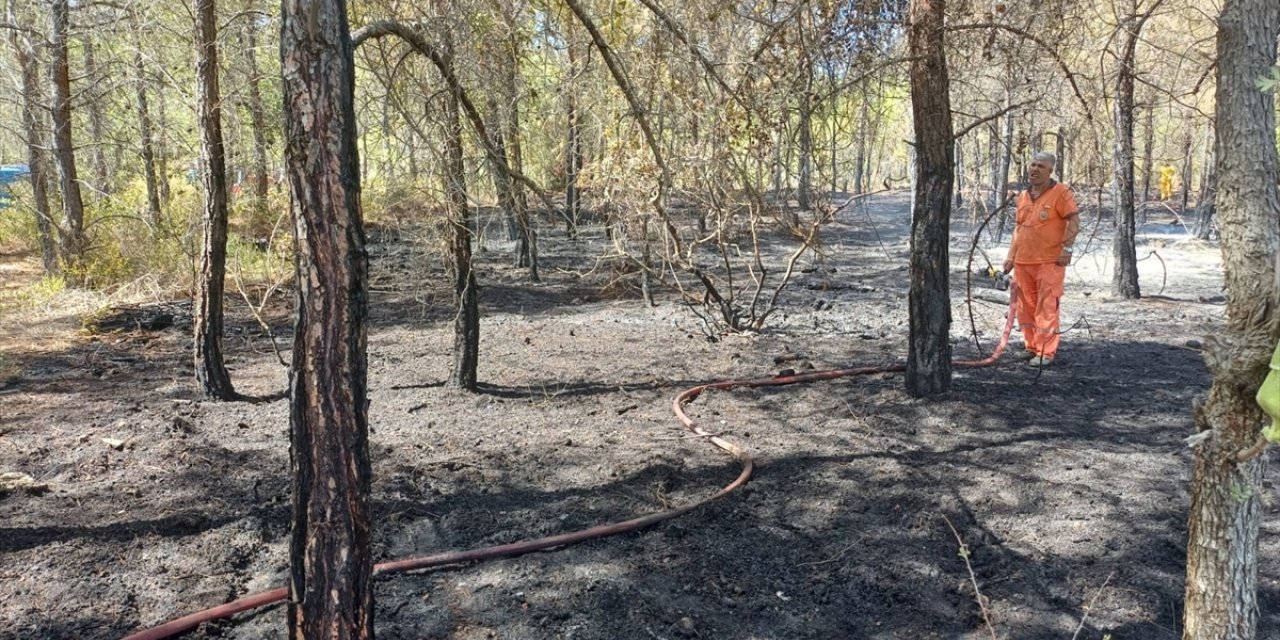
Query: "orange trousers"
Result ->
[[1014, 261, 1065, 358]]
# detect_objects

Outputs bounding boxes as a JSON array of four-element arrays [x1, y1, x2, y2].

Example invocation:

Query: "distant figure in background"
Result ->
[[1003, 151, 1080, 367], [1159, 165, 1176, 201]]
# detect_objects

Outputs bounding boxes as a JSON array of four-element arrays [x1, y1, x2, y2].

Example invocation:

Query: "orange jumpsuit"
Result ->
[[1010, 182, 1078, 359]]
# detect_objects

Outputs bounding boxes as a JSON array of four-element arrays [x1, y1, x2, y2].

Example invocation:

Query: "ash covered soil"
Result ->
[[2, 193, 1277, 640]]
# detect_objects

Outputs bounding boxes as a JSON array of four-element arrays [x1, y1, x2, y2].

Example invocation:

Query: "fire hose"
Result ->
[[122, 283, 1018, 640]]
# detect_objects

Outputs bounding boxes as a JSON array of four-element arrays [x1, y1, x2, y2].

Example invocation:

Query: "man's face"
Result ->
[[1028, 159, 1054, 188]]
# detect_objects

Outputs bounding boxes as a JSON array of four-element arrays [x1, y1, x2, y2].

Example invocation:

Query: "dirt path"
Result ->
[[1, 193, 1275, 639]]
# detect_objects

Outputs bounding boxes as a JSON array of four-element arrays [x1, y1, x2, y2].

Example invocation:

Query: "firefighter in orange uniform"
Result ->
[[1002, 151, 1080, 366]]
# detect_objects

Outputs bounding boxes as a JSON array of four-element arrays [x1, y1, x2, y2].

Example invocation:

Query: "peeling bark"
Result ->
[[1183, 1, 1280, 638], [281, 0, 374, 636]]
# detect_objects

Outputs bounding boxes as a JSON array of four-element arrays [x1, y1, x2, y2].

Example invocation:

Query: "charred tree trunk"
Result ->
[[48, 0, 86, 273], [905, 0, 954, 398], [502, 52, 537, 280], [9, 3, 57, 274], [489, 101, 518, 241], [1111, 8, 1143, 299], [1183, 2, 1280, 637], [281, 0, 374, 637], [445, 61, 479, 391], [193, 0, 236, 401]]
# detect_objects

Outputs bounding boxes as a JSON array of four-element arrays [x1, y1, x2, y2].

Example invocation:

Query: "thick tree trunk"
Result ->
[[445, 70, 479, 392], [905, 0, 954, 398], [48, 0, 86, 273], [1183, 2, 1280, 638], [9, 4, 57, 274], [1111, 12, 1142, 299], [282, 0, 374, 637], [193, 0, 236, 401]]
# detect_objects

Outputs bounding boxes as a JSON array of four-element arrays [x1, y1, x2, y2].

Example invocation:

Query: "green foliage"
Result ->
[[1255, 65, 1280, 92], [0, 274, 66, 310], [0, 185, 42, 250]]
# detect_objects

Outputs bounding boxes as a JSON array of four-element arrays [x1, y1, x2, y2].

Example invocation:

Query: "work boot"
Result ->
[[1026, 355, 1054, 367]]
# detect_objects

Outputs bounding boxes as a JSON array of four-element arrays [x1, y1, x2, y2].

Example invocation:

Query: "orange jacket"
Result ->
[[1011, 182, 1079, 264]]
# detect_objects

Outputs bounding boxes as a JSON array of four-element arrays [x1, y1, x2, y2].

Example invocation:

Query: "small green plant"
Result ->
[[1231, 482, 1256, 503], [1256, 65, 1280, 92], [0, 274, 67, 311]]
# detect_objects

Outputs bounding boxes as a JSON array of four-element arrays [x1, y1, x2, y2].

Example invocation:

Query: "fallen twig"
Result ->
[[942, 514, 998, 640]]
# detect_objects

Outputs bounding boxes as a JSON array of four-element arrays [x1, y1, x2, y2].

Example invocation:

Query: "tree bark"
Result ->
[[134, 42, 163, 227], [445, 56, 479, 392], [1183, 1, 1280, 638], [565, 36, 584, 237], [281, 0, 374, 635], [1140, 98, 1155, 202], [241, 16, 271, 223], [1111, 6, 1143, 299], [797, 76, 814, 211], [501, 48, 537, 280], [905, 0, 954, 398], [82, 34, 110, 196], [48, 0, 86, 273], [193, 0, 237, 401], [1196, 171, 1217, 241], [8, 2, 57, 274]]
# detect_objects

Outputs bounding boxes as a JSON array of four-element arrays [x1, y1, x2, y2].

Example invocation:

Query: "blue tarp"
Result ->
[[0, 165, 29, 209], [0, 164, 30, 185]]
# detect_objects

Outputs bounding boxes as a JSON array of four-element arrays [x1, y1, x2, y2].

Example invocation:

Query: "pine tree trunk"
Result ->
[[905, 0, 954, 398], [503, 54, 537, 281], [8, 3, 57, 274], [241, 18, 271, 223], [48, 0, 86, 273], [155, 86, 172, 207], [565, 38, 583, 237], [281, 0, 374, 637], [82, 35, 110, 196], [134, 44, 163, 227], [1140, 100, 1155, 202], [1183, 2, 1280, 637], [445, 67, 479, 392], [193, 0, 236, 401], [797, 81, 814, 211], [1111, 10, 1142, 299]]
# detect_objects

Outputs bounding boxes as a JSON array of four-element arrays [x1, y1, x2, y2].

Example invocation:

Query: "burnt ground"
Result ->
[[2, 192, 1278, 640]]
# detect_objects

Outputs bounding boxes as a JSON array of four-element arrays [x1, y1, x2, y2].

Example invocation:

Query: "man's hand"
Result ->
[[1002, 258, 1014, 273], [1056, 249, 1072, 266]]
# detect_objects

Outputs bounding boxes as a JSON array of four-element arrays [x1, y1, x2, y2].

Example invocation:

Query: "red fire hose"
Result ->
[[122, 286, 1017, 640]]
